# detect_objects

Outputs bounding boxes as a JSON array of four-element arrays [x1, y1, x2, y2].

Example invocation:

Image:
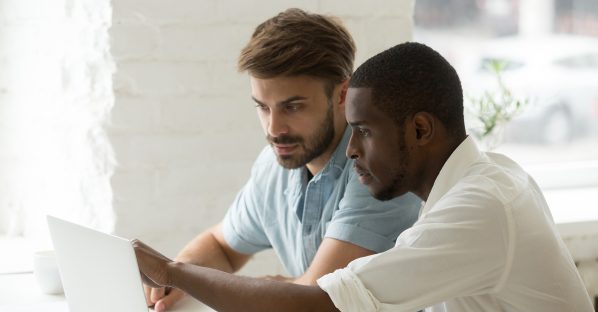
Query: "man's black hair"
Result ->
[[350, 42, 465, 137]]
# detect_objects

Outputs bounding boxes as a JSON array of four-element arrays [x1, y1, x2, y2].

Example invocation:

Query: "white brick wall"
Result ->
[[108, 0, 414, 275], [108, 0, 412, 272], [0, 0, 413, 275]]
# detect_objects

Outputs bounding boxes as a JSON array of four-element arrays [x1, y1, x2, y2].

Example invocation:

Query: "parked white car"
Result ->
[[461, 35, 598, 144]]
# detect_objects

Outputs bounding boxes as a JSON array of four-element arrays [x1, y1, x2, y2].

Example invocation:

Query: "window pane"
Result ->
[[414, 0, 598, 231], [415, 0, 598, 166]]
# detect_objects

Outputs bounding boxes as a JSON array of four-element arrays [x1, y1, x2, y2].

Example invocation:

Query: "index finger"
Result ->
[[144, 284, 156, 307], [150, 287, 166, 304]]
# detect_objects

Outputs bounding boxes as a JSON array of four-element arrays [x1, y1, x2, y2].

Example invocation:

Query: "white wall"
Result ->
[[108, 1, 414, 269], [0, 0, 413, 274]]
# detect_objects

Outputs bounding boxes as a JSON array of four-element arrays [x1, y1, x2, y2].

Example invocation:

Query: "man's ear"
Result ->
[[412, 112, 435, 145], [337, 79, 349, 109]]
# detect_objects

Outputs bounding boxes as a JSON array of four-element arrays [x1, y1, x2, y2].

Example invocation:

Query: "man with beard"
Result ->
[[134, 42, 593, 311], [142, 9, 421, 312]]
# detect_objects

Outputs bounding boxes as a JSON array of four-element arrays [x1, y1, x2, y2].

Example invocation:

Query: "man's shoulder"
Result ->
[[464, 153, 531, 201], [434, 155, 533, 219]]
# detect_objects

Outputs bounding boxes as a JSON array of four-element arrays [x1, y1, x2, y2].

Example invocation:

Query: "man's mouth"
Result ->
[[273, 143, 298, 156], [268, 135, 302, 157], [354, 164, 373, 185]]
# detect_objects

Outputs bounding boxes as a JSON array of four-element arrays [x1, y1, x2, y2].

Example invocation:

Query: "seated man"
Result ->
[[134, 42, 593, 311], [143, 9, 421, 311]]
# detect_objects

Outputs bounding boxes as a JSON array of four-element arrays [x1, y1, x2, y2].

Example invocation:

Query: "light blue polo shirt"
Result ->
[[222, 126, 421, 277]]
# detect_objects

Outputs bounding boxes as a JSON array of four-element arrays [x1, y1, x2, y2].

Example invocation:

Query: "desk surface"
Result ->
[[0, 273, 215, 312]]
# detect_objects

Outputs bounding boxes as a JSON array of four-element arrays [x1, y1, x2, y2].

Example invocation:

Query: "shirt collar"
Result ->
[[420, 136, 482, 216]]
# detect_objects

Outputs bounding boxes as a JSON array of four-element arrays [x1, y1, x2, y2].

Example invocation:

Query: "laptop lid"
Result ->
[[47, 215, 149, 312]]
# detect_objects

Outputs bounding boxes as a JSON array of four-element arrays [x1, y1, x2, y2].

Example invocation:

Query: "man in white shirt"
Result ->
[[133, 42, 594, 311]]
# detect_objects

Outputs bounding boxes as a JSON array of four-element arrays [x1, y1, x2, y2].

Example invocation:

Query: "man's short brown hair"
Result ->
[[238, 8, 356, 97]]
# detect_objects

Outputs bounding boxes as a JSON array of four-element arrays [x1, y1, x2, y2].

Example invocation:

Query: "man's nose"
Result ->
[[268, 111, 289, 137], [346, 133, 359, 159]]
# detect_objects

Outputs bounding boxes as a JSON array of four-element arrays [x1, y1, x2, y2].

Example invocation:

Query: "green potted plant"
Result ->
[[465, 60, 528, 150]]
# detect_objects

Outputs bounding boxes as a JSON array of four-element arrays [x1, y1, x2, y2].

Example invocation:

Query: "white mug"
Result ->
[[33, 250, 64, 295]]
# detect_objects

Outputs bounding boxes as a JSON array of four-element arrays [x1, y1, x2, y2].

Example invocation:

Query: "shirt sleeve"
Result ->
[[324, 167, 421, 253], [318, 187, 512, 311], [221, 148, 272, 254]]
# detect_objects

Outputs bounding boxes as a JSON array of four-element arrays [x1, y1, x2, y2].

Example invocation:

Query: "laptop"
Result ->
[[47, 215, 149, 312]]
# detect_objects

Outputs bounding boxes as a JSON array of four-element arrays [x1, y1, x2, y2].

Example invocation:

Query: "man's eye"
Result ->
[[358, 128, 370, 137], [255, 104, 269, 112], [285, 104, 300, 112]]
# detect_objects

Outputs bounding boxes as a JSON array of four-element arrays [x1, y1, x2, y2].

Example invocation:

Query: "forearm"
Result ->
[[294, 276, 320, 286], [167, 262, 339, 312], [176, 233, 232, 272], [291, 238, 376, 286], [176, 225, 248, 273]]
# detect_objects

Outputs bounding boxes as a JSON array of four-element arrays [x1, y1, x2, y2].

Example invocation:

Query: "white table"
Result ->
[[0, 273, 215, 312]]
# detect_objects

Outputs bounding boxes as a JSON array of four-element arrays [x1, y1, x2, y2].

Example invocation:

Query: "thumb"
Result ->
[[157, 289, 186, 311], [154, 301, 166, 312]]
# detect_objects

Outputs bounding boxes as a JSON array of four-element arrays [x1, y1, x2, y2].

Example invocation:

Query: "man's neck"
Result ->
[[305, 126, 345, 176], [415, 135, 467, 201], [305, 145, 336, 177], [306, 169, 314, 181]]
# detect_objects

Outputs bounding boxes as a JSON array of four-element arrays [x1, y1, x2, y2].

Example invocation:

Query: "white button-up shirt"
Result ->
[[318, 136, 593, 311]]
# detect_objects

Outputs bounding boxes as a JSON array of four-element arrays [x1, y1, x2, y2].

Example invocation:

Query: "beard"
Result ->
[[267, 105, 335, 169], [372, 128, 409, 201]]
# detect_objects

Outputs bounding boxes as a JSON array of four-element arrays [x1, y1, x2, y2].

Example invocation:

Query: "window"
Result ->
[[414, 0, 598, 231]]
